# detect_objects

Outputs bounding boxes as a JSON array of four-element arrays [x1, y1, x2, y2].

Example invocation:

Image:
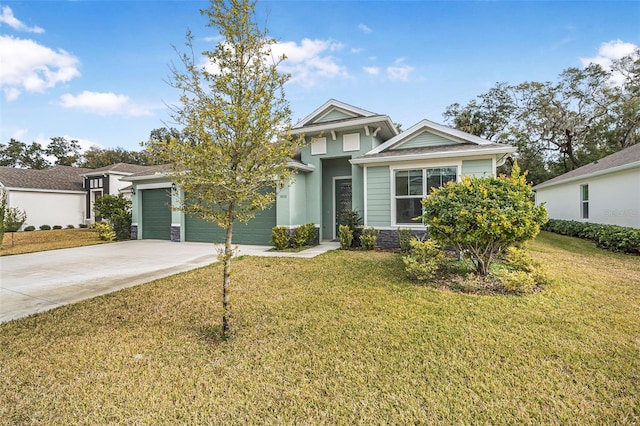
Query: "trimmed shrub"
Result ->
[[292, 223, 316, 248], [78, 223, 89, 229], [501, 246, 548, 288], [542, 219, 640, 255], [359, 226, 379, 250], [339, 210, 362, 247], [398, 228, 413, 252], [402, 239, 444, 281], [500, 270, 537, 294], [52, 225, 62, 230], [39, 225, 51, 231], [24, 225, 35, 231], [91, 222, 116, 242], [338, 224, 353, 249], [271, 226, 290, 250], [66, 224, 75, 229]]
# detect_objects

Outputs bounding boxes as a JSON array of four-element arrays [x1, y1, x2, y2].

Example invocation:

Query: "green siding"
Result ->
[[462, 159, 493, 177], [391, 131, 458, 150], [185, 204, 276, 245], [316, 109, 356, 123], [141, 188, 171, 240], [366, 166, 391, 227]]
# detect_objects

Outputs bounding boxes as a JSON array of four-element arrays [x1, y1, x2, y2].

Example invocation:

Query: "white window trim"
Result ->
[[580, 184, 589, 220], [311, 137, 327, 155], [390, 163, 460, 227]]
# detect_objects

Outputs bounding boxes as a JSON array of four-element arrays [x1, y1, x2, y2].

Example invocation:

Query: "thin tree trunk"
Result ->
[[222, 210, 234, 340]]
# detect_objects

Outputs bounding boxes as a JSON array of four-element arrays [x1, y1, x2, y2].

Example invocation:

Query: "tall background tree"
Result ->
[[443, 49, 640, 184], [144, 0, 301, 338]]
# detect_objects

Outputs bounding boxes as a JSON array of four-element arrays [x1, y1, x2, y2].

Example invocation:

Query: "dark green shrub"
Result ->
[[39, 225, 51, 230], [359, 226, 379, 250], [398, 228, 413, 252], [24, 225, 35, 231], [52, 225, 62, 230], [78, 223, 88, 229], [339, 210, 362, 247], [543, 219, 640, 255], [271, 226, 290, 250], [338, 224, 353, 249], [66, 224, 75, 229], [93, 194, 132, 241]]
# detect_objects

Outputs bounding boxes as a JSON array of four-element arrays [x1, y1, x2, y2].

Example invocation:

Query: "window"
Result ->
[[581, 184, 589, 219], [395, 167, 457, 224]]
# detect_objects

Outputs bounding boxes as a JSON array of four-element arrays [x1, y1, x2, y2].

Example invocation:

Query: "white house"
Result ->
[[533, 143, 640, 228]]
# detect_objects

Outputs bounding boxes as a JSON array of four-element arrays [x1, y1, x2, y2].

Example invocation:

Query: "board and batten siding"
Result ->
[[461, 159, 493, 177], [366, 166, 391, 227], [391, 131, 457, 150]]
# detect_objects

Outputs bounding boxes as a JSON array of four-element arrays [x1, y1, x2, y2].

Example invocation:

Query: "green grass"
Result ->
[[1, 231, 638, 424], [0, 228, 105, 256]]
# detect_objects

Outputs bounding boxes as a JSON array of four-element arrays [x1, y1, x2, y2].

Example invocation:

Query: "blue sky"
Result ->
[[1, 0, 639, 153]]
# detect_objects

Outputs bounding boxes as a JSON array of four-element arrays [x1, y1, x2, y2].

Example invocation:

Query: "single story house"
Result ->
[[125, 100, 515, 247], [533, 143, 640, 228], [0, 163, 157, 229]]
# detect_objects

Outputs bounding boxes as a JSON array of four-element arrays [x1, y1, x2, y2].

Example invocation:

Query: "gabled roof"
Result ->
[[80, 163, 159, 177], [351, 119, 515, 165], [0, 166, 88, 192], [290, 99, 399, 141], [533, 143, 640, 190], [120, 164, 174, 181]]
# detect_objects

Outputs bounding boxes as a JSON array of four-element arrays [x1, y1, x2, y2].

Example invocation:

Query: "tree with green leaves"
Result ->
[[78, 146, 154, 169], [0, 139, 49, 169], [45, 137, 81, 166], [420, 165, 547, 276], [145, 0, 301, 338], [93, 194, 132, 240]]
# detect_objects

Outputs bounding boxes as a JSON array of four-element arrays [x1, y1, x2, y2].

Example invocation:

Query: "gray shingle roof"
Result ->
[[0, 166, 89, 191], [81, 163, 159, 175], [533, 143, 640, 190], [355, 142, 513, 161]]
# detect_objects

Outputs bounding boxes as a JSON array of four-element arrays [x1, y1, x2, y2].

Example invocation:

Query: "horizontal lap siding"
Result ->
[[367, 166, 391, 227], [461, 159, 493, 177]]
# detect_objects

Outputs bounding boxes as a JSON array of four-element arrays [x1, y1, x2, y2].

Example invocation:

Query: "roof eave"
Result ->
[[533, 161, 640, 190], [290, 116, 398, 139], [351, 146, 516, 165]]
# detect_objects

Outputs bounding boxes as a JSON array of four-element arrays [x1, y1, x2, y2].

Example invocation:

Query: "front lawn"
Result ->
[[1, 232, 638, 423], [0, 228, 105, 256]]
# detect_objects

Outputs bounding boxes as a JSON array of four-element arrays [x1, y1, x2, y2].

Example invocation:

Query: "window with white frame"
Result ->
[[580, 184, 589, 219], [395, 167, 457, 224], [311, 137, 327, 155]]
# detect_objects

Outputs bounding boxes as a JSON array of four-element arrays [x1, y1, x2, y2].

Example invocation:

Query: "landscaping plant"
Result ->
[[338, 224, 353, 249], [271, 226, 290, 250], [420, 164, 547, 276], [93, 194, 132, 241], [359, 226, 379, 250]]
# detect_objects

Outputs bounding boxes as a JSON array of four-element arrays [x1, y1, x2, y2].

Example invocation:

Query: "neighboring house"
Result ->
[[79, 163, 158, 223], [125, 99, 516, 246], [0, 163, 160, 229], [533, 143, 640, 228], [0, 165, 88, 229]]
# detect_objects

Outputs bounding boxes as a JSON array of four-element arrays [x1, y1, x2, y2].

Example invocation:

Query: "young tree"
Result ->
[[420, 164, 547, 276], [145, 0, 301, 338]]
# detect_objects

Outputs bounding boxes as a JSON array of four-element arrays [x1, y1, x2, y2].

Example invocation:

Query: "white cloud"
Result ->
[[387, 58, 415, 81], [59, 91, 152, 116], [271, 38, 348, 86], [358, 23, 373, 34], [363, 66, 380, 76], [351, 47, 363, 54], [581, 39, 639, 85], [0, 6, 44, 34], [0, 35, 80, 101]]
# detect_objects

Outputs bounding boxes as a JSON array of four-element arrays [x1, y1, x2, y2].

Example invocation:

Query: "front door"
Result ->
[[334, 178, 352, 239]]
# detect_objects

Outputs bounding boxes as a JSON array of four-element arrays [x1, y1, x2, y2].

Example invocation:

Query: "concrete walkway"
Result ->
[[0, 240, 340, 323]]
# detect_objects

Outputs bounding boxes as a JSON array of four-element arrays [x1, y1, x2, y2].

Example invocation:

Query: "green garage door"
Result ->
[[141, 188, 172, 240], [185, 204, 276, 245]]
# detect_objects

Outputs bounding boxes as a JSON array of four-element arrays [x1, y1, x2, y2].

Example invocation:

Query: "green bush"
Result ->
[[93, 194, 132, 241], [420, 164, 547, 276], [292, 223, 316, 248], [24, 225, 35, 232], [500, 270, 537, 294], [271, 226, 290, 250], [39, 225, 51, 231], [501, 246, 548, 288], [78, 223, 89, 229], [338, 224, 353, 249], [52, 225, 62, 230], [339, 210, 362, 247], [359, 226, 379, 250], [398, 228, 413, 252], [542, 219, 640, 255], [66, 224, 75, 229], [402, 239, 444, 281]]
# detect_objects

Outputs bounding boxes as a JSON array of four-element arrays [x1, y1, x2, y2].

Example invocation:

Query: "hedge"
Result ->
[[542, 219, 640, 255]]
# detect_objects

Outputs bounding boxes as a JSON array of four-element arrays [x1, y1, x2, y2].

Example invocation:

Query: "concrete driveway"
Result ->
[[0, 240, 339, 323]]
